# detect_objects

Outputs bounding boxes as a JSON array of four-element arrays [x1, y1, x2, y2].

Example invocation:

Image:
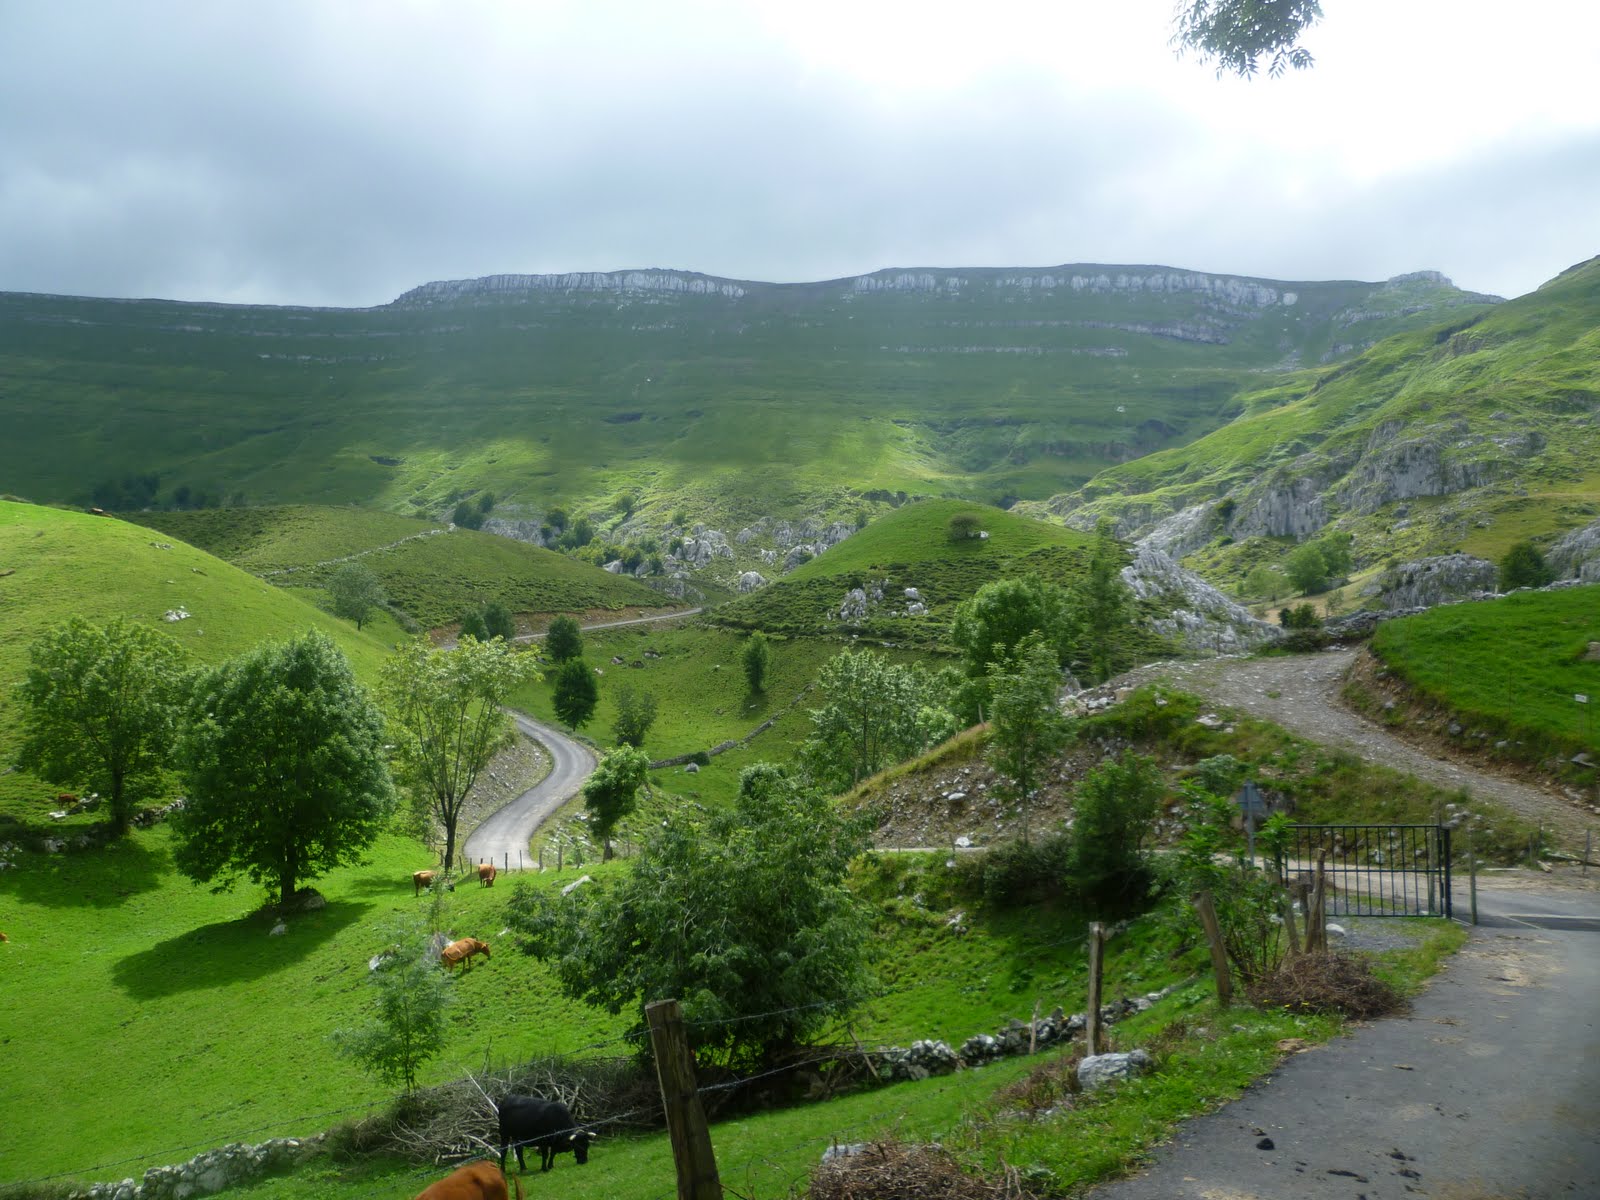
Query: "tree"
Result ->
[[947, 512, 984, 541], [986, 633, 1070, 843], [328, 562, 386, 631], [1283, 542, 1330, 595], [1075, 521, 1134, 683], [505, 764, 874, 1069], [1499, 541, 1554, 590], [381, 635, 540, 872], [1069, 750, 1163, 917], [1171, 0, 1323, 78], [331, 913, 452, 1094], [174, 632, 394, 907], [451, 500, 485, 530], [18, 616, 189, 835], [802, 650, 956, 793], [481, 601, 516, 642], [951, 575, 1077, 677], [458, 609, 489, 641], [742, 631, 771, 693], [611, 684, 659, 748], [546, 506, 569, 532], [1245, 564, 1287, 601], [545, 615, 583, 662], [582, 744, 650, 860], [551, 658, 599, 730]]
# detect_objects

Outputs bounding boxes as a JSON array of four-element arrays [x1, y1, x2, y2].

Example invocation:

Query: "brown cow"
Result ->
[[415, 1160, 522, 1200], [414, 870, 436, 896], [441, 937, 491, 972], [478, 862, 497, 887]]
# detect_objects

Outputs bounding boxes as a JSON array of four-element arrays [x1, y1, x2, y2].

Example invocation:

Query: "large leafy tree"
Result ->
[[611, 684, 659, 749], [742, 630, 771, 694], [327, 562, 386, 631], [950, 575, 1079, 721], [173, 632, 394, 906], [986, 633, 1070, 843], [18, 616, 190, 835], [1171, 0, 1323, 78], [544, 615, 584, 662], [582, 744, 650, 860], [550, 658, 599, 731], [802, 650, 956, 793], [381, 635, 540, 871], [506, 764, 875, 1069]]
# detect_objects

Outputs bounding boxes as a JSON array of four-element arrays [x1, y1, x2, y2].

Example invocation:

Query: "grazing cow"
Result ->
[[498, 1095, 592, 1173], [441, 937, 491, 971], [414, 870, 455, 896], [478, 862, 497, 887], [415, 1160, 522, 1200]]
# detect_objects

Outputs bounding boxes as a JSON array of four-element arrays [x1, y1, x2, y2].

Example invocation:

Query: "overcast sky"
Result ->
[[2, 1, 1596, 308]]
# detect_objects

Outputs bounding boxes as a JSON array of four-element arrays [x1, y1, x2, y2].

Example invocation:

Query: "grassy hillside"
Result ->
[[714, 501, 1168, 670], [0, 266, 1495, 530], [1027, 256, 1600, 593], [122, 505, 669, 629], [1356, 586, 1600, 771], [0, 501, 400, 826]]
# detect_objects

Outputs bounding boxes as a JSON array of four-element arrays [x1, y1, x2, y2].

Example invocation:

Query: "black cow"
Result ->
[[498, 1095, 592, 1173]]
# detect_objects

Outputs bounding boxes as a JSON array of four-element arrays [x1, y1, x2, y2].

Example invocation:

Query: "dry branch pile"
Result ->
[[1246, 951, 1406, 1019], [810, 1142, 1035, 1200]]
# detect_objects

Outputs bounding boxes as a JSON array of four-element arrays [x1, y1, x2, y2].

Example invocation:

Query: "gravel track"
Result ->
[[1110, 649, 1598, 851]]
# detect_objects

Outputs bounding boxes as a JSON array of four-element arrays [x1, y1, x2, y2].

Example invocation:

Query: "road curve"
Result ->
[[462, 711, 595, 872]]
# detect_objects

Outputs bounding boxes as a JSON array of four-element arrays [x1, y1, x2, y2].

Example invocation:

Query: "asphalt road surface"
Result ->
[[1087, 873, 1600, 1200], [460, 710, 594, 873]]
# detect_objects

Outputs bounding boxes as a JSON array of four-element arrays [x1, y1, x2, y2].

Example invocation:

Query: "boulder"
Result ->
[[736, 571, 767, 593], [1077, 1049, 1154, 1092]]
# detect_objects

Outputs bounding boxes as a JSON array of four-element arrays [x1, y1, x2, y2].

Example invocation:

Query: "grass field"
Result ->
[[0, 501, 403, 827], [1366, 586, 1600, 765], [122, 505, 668, 629]]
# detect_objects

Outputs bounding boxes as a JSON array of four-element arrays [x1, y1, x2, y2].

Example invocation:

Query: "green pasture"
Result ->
[[0, 502, 400, 826], [1369, 586, 1600, 761], [122, 504, 668, 630]]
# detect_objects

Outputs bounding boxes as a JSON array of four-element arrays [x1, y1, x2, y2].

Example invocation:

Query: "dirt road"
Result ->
[[1112, 649, 1597, 851]]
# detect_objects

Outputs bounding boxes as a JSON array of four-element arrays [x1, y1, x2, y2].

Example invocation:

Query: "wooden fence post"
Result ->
[[645, 1000, 723, 1200], [1192, 892, 1231, 1006], [1281, 890, 1301, 957], [1084, 923, 1106, 1054]]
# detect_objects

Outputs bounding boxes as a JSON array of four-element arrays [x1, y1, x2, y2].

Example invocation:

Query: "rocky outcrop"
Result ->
[[677, 528, 735, 567], [1364, 554, 1497, 608], [1230, 460, 1336, 540], [736, 571, 767, 593], [1547, 516, 1600, 582], [1123, 542, 1281, 653], [394, 271, 747, 305], [1335, 422, 1507, 515], [1139, 501, 1222, 559]]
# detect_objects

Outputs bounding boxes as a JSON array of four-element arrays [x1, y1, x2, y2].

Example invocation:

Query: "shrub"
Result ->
[[954, 830, 1075, 907], [1068, 751, 1161, 918]]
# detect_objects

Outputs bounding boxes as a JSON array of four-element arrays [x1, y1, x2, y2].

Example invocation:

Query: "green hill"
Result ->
[[0, 501, 399, 824], [712, 500, 1110, 645], [1024, 256, 1600, 593], [121, 504, 670, 629], [0, 265, 1495, 529]]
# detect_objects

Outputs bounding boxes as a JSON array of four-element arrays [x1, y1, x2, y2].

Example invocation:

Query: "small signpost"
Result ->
[[1235, 780, 1267, 865]]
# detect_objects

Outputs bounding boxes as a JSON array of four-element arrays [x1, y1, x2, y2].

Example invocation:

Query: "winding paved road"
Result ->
[[461, 710, 594, 872]]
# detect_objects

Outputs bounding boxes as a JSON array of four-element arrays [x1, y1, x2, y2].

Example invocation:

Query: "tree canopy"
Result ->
[[986, 632, 1069, 843], [581, 744, 650, 860], [742, 630, 771, 693], [173, 632, 394, 907], [506, 764, 875, 1069], [1171, 0, 1323, 78], [611, 684, 659, 748], [551, 658, 599, 730], [381, 635, 540, 870], [18, 616, 190, 835], [327, 562, 386, 631], [802, 650, 957, 793], [545, 615, 584, 662], [1076, 521, 1134, 683], [1499, 541, 1554, 590]]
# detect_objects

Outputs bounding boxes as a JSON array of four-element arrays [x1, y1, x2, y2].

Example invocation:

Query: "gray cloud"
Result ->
[[1, 2, 1594, 306]]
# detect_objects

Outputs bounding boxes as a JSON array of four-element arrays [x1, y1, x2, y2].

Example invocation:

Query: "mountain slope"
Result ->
[[1023, 255, 1600, 587], [0, 264, 1495, 527]]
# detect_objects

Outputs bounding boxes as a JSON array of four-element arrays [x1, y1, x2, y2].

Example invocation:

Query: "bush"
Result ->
[[1246, 952, 1406, 1018], [954, 830, 1075, 907], [1069, 751, 1161, 918]]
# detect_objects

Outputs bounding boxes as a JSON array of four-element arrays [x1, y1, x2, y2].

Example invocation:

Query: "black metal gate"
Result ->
[[1273, 824, 1452, 919]]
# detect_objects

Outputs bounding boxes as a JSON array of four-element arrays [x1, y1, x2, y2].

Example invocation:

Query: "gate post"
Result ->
[[1440, 826, 1453, 920]]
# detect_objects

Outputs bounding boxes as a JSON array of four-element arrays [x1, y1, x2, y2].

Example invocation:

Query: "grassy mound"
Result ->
[[0, 501, 399, 825], [1360, 586, 1600, 771]]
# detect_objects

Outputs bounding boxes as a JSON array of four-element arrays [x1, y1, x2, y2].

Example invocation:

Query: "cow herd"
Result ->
[[413, 1095, 593, 1199], [412, 863, 501, 969]]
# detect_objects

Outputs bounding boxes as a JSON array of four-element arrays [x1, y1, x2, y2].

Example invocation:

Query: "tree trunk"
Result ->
[[110, 767, 130, 836]]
